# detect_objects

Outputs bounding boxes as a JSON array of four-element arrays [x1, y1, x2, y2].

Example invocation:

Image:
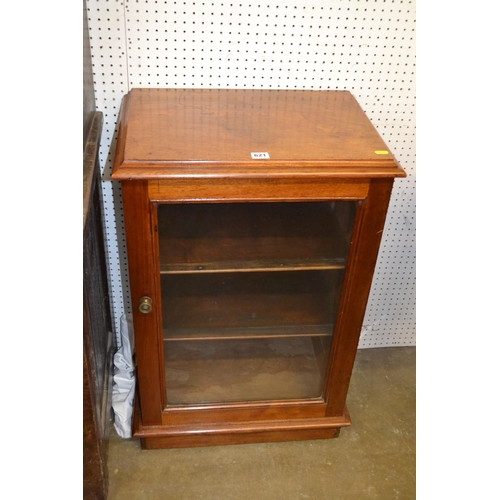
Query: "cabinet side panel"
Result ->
[[325, 179, 394, 415], [121, 181, 164, 425]]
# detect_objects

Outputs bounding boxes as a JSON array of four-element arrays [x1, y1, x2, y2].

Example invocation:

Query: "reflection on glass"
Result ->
[[158, 201, 357, 405]]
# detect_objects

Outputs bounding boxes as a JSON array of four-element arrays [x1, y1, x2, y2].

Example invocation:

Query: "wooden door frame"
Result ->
[[123, 177, 393, 429]]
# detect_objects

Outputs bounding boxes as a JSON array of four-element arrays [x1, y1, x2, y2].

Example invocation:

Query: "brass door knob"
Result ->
[[138, 296, 153, 314]]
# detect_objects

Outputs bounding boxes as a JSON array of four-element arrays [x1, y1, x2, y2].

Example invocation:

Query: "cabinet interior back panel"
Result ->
[[86, 0, 416, 349]]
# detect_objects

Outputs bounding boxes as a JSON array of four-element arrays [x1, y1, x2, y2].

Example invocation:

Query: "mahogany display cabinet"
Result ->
[[111, 88, 406, 449]]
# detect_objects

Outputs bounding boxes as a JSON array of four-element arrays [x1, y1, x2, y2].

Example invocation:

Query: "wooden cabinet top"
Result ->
[[112, 88, 405, 180]]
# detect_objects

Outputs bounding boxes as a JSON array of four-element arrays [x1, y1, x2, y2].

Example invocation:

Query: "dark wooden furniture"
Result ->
[[84, 111, 115, 496], [112, 88, 405, 449]]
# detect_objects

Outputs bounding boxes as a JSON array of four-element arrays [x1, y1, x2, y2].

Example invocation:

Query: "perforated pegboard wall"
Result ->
[[86, 0, 415, 349]]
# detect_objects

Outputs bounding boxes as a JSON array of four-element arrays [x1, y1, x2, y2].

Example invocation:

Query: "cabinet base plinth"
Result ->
[[139, 427, 341, 449], [133, 406, 350, 449]]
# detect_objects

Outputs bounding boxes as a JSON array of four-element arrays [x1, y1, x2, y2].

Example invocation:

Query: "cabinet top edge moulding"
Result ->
[[111, 88, 406, 181]]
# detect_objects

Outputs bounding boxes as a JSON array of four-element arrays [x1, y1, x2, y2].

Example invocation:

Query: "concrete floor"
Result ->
[[106, 346, 415, 500]]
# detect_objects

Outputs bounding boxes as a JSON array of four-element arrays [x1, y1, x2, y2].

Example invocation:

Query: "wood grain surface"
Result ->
[[114, 89, 405, 448], [112, 88, 405, 180]]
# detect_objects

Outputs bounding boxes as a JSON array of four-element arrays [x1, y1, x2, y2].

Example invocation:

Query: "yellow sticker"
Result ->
[[374, 150, 389, 155]]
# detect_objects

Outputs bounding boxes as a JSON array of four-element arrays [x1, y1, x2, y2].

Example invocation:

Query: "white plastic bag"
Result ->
[[112, 314, 135, 438]]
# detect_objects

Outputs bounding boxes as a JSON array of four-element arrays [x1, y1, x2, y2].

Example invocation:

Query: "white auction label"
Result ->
[[251, 152, 270, 159]]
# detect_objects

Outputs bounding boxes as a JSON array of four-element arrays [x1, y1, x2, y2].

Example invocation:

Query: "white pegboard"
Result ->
[[86, 0, 416, 349]]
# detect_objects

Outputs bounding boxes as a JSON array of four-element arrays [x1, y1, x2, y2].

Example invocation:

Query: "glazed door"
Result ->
[[156, 201, 358, 407]]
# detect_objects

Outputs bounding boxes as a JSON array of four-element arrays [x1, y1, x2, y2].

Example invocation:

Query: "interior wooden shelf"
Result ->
[[164, 324, 333, 342], [160, 257, 346, 274], [157, 202, 353, 274]]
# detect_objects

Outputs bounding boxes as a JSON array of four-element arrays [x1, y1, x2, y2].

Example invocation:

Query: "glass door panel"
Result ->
[[157, 201, 357, 406]]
